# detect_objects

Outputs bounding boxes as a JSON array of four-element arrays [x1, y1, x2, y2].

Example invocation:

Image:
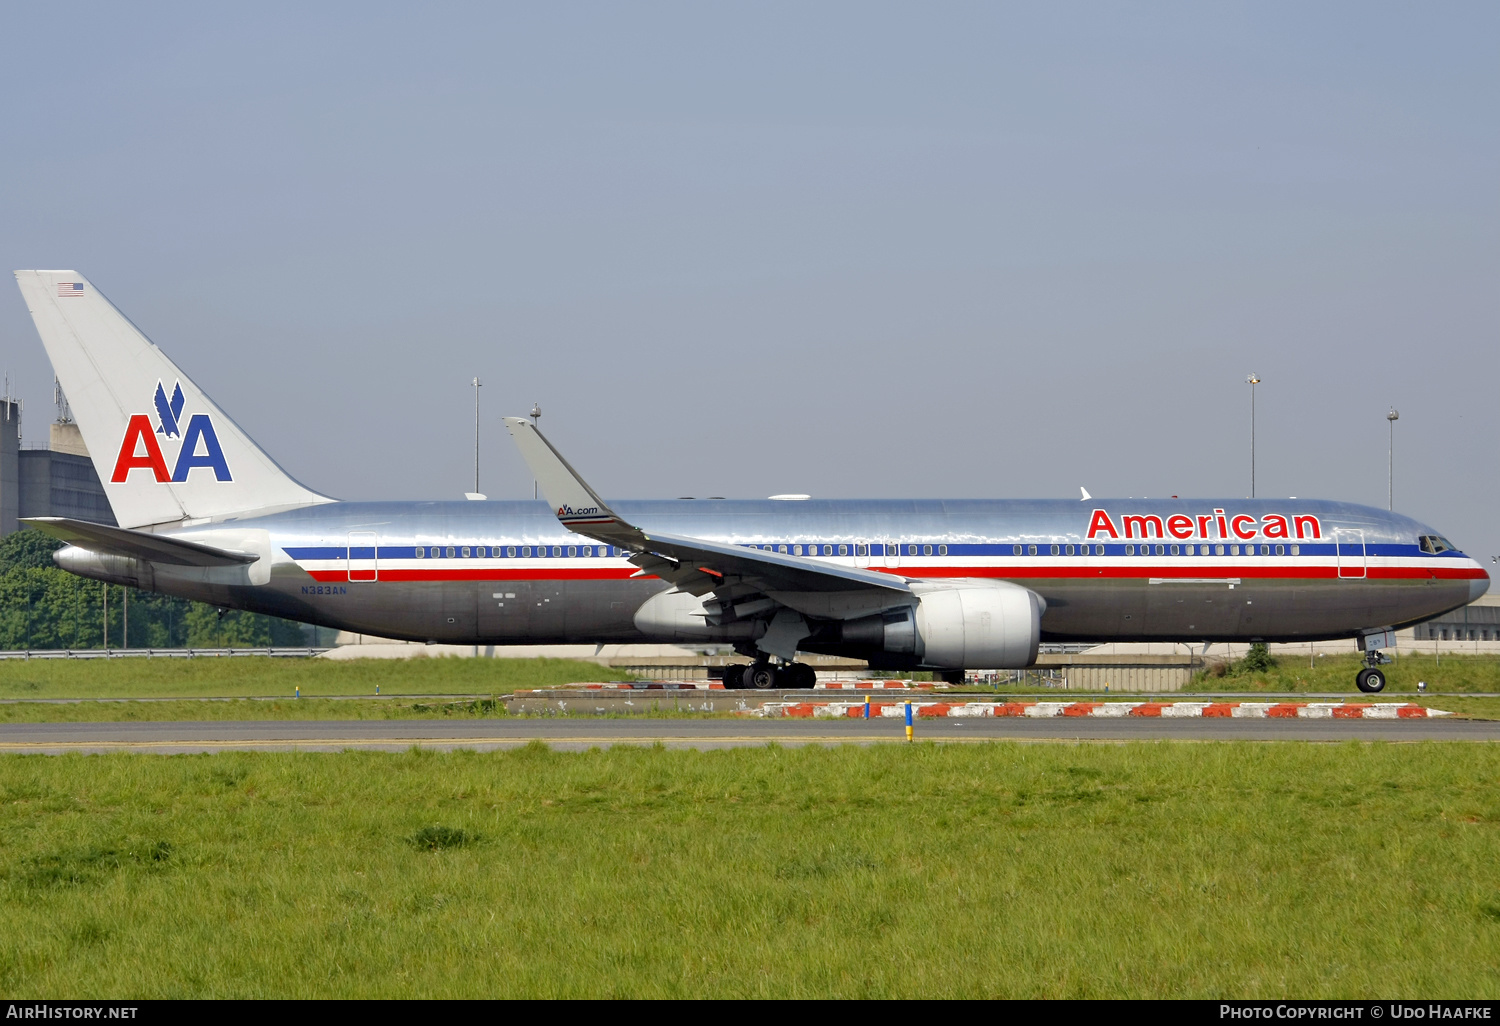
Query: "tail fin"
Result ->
[[13, 270, 334, 528]]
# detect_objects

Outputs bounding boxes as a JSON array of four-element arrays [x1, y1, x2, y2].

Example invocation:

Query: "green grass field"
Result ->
[[0, 697, 517, 723], [1185, 652, 1500, 694], [1, 742, 1497, 998], [0, 655, 628, 700], [3, 652, 1500, 722], [1, 694, 1495, 723]]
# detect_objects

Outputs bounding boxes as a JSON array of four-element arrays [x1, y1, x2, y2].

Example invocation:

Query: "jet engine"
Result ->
[[910, 580, 1042, 668], [635, 579, 1043, 669], [632, 588, 761, 642], [54, 546, 153, 589], [839, 581, 1042, 668]]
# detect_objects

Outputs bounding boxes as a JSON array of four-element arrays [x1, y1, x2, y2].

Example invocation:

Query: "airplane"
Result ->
[[12, 270, 1490, 693]]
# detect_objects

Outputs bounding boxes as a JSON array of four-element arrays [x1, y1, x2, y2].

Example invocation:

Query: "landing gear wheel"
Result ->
[[746, 663, 779, 690], [1356, 668, 1386, 694], [784, 663, 817, 689]]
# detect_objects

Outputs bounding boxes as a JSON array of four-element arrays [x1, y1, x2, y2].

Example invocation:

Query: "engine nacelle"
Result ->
[[54, 546, 154, 589], [633, 588, 760, 642], [911, 580, 1042, 669]]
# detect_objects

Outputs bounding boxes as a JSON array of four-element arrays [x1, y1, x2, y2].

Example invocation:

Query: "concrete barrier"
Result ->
[[756, 700, 1452, 719]]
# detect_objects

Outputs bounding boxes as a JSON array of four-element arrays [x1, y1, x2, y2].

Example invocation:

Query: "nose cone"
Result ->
[[1471, 567, 1491, 603]]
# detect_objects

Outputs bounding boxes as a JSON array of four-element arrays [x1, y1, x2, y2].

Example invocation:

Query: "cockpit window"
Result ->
[[1419, 535, 1457, 554]]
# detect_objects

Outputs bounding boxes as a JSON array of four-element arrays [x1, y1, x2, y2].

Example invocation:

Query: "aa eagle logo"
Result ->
[[110, 379, 233, 483]]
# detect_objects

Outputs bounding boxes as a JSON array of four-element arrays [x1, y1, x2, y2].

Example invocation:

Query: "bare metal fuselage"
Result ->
[[64, 497, 1489, 660]]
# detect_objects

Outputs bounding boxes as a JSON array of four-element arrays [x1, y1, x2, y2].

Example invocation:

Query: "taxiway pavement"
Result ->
[[0, 716, 1496, 753]]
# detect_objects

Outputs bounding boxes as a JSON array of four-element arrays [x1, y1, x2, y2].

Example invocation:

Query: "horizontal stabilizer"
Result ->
[[21, 517, 258, 567]]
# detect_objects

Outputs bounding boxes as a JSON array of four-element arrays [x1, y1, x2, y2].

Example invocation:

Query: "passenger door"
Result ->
[[1336, 529, 1366, 579]]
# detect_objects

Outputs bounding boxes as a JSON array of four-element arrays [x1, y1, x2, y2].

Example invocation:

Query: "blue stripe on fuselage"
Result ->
[[280, 541, 1455, 561]]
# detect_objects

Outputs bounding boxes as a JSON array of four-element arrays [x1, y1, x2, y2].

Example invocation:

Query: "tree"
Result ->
[[0, 535, 313, 650], [183, 602, 304, 647], [0, 528, 64, 574]]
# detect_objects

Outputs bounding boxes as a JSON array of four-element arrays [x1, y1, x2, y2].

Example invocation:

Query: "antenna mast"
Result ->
[[472, 377, 482, 495]]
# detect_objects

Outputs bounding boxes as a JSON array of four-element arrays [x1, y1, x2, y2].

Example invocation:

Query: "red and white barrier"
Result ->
[[544, 682, 725, 692], [813, 680, 939, 690], [756, 700, 1452, 719]]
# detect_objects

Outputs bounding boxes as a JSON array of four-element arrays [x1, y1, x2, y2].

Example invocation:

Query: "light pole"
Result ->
[[472, 377, 482, 496], [1246, 374, 1261, 498], [530, 403, 541, 500], [1386, 408, 1399, 511]]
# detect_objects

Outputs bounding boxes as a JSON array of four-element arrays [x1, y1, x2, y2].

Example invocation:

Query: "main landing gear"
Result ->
[[734, 661, 817, 690], [1355, 649, 1392, 694]]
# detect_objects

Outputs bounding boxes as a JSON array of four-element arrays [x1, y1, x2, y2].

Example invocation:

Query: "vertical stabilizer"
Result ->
[[13, 271, 334, 528]]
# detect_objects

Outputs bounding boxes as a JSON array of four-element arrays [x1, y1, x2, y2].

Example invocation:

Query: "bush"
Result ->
[[1241, 642, 1275, 673]]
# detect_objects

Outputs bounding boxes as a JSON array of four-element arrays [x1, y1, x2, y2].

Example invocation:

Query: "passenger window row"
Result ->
[[1009, 543, 1301, 556], [754, 543, 957, 556], [400, 540, 1305, 560], [412, 545, 616, 559]]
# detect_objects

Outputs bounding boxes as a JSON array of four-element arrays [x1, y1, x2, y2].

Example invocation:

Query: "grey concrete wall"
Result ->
[[1030, 653, 1196, 693], [47, 422, 88, 457], [1061, 665, 1193, 692], [16, 450, 115, 526], [0, 401, 17, 537]]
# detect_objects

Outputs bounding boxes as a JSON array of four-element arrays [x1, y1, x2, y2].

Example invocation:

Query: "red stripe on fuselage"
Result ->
[[307, 567, 640, 583], [302, 562, 1483, 584], [892, 564, 1486, 581]]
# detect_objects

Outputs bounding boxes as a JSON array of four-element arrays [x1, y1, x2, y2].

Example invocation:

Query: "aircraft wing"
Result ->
[[503, 417, 910, 601], [612, 528, 910, 596], [21, 517, 260, 567]]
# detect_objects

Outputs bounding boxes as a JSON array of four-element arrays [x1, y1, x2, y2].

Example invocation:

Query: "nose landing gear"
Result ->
[[1355, 649, 1392, 693]]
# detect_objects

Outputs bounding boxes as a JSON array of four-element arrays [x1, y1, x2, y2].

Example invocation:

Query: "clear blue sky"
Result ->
[[2, 3, 1496, 558]]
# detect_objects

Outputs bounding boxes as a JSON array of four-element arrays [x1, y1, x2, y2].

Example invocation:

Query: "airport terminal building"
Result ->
[[0, 398, 116, 537], [1411, 592, 1500, 642]]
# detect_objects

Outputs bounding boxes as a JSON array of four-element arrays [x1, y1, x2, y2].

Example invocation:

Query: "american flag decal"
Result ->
[[57, 283, 84, 298]]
